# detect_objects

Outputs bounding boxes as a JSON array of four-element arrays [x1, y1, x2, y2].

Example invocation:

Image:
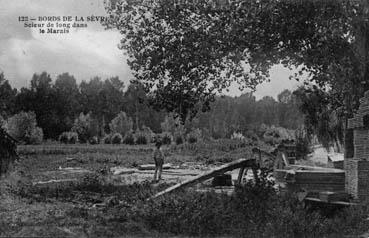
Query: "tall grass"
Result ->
[[6, 142, 369, 237], [130, 178, 368, 237], [3, 169, 369, 237]]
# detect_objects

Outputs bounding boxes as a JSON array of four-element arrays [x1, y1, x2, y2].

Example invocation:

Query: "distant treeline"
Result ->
[[0, 71, 304, 140]]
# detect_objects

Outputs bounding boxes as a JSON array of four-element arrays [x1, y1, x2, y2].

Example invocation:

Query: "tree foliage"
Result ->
[[1, 67, 304, 142], [294, 86, 344, 151], [54, 73, 81, 134], [104, 0, 275, 121], [80, 76, 125, 133], [160, 113, 184, 136], [103, 0, 368, 121], [15, 72, 60, 139], [72, 112, 99, 143], [103, 0, 369, 158], [6, 111, 43, 145], [109, 111, 133, 137], [124, 81, 165, 131], [0, 73, 17, 118], [59, 131, 79, 144]]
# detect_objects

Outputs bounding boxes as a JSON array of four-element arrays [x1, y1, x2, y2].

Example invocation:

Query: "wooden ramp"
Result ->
[[149, 158, 256, 200]]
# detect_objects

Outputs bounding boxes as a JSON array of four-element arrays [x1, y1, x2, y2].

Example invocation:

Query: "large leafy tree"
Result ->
[[124, 81, 165, 132], [15, 72, 59, 139], [104, 0, 350, 117], [105, 0, 369, 153], [54, 73, 81, 133], [294, 86, 344, 151], [104, 0, 269, 121], [80, 76, 125, 134]]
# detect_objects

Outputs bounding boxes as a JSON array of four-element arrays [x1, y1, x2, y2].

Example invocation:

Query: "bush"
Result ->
[[135, 129, 152, 145], [59, 132, 68, 144], [29, 127, 43, 145], [161, 132, 172, 145], [69, 133, 78, 144], [134, 171, 277, 236], [161, 113, 184, 136], [123, 133, 135, 145], [231, 132, 245, 140], [244, 130, 259, 143], [89, 136, 99, 145], [103, 134, 112, 144], [111, 133, 123, 144], [175, 135, 184, 145], [201, 128, 212, 141], [142, 125, 155, 143], [129, 170, 369, 237], [186, 128, 202, 144], [262, 125, 295, 146], [6, 111, 44, 144], [135, 134, 148, 145], [187, 135, 197, 144], [109, 111, 133, 137], [59, 131, 79, 144], [71, 112, 98, 143]]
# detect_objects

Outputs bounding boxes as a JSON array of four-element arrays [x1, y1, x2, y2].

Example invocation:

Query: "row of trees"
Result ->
[[0, 71, 304, 144], [188, 90, 303, 139], [0, 72, 165, 139]]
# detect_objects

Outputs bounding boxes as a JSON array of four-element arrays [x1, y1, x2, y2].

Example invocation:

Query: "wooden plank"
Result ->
[[135, 170, 200, 176], [290, 184, 345, 192], [237, 167, 246, 185], [149, 158, 256, 200], [32, 179, 77, 185], [304, 197, 357, 206], [138, 163, 172, 170], [319, 191, 350, 202]]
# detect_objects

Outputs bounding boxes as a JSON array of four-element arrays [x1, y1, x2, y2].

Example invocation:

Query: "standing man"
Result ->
[[153, 141, 165, 182]]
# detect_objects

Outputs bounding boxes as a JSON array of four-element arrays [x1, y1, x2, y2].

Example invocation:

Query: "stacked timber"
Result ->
[[327, 153, 344, 169], [319, 191, 349, 202], [274, 166, 345, 193], [292, 170, 345, 192]]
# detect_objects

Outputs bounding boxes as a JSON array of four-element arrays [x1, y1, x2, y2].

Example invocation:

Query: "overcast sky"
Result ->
[[0, 0, 301, 100]]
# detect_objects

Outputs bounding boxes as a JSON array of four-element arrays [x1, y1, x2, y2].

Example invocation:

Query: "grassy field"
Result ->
[[15, 140, 256, 179], [0, 141, 368, 237]]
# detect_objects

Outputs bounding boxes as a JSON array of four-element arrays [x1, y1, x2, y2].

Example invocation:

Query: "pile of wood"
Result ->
[[275, 166, 345, 193], [318, 191, 349, 202]]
